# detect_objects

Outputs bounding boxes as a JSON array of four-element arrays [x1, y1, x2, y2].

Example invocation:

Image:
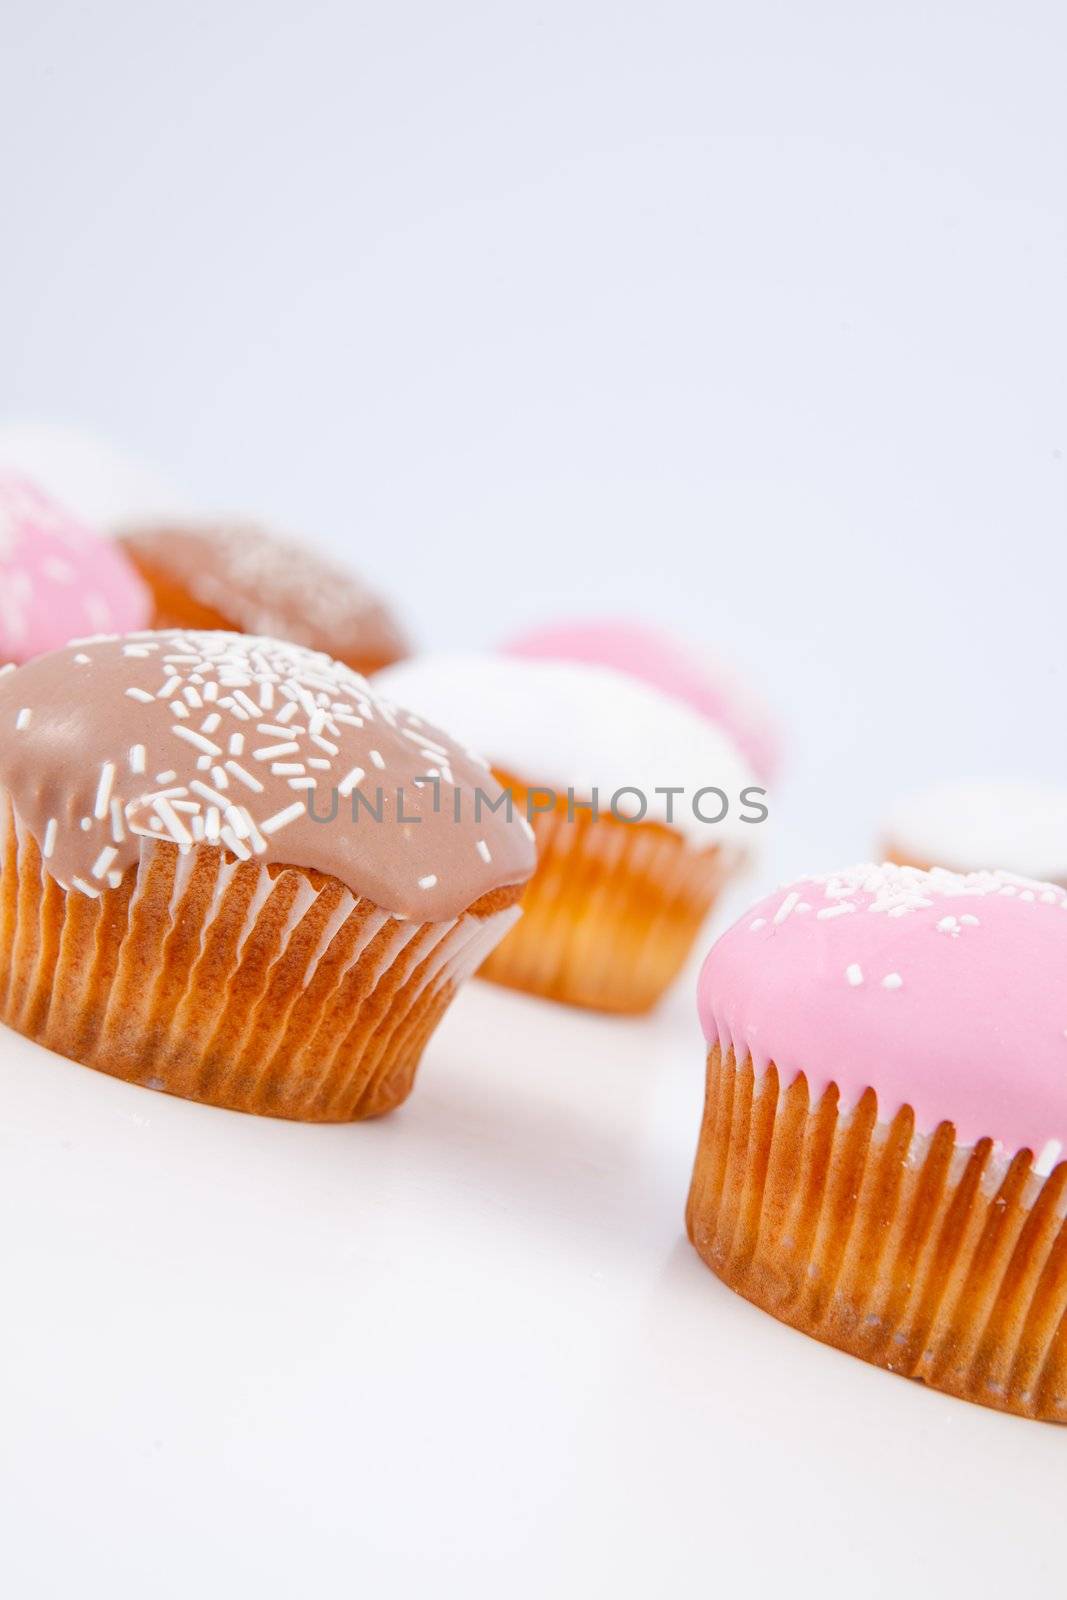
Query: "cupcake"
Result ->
[[0, 421, 181, 530], [0, 473, 151, 664], [0, 632, 534, 1120], [119, 523, 408, 677], [687, 862, 1067, 1421], [884, 779, 1067, 886], [374, 652, 764, 1013], [506, 619, 780, 782]]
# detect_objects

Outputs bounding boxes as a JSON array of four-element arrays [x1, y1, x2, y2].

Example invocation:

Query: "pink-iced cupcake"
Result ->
[[0, 474, 150, 663], [505, 619, 780, 783], [687, 862, 1067, 1421]]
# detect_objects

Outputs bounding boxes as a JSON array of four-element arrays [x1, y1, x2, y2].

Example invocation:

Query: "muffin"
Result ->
[[0, 473, 150, 664], [884, 778, 1067, 886], [506, 618, 780, 782], [687, 861, 1067, 1421], [0, 421, 181, 530], [374, 653, 764, 1013], [0, 631, 534, 1120], [119, 522, 408, 676]]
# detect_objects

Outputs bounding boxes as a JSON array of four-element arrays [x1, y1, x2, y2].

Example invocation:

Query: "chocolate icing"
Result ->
[[0, 632, 534, 921], [119, 524, 408, 672]]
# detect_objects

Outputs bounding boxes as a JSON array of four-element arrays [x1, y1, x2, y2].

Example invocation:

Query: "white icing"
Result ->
[[0, 422, 185, 531], [373, 653, 762, 846], [887, 779, 1067, 885]]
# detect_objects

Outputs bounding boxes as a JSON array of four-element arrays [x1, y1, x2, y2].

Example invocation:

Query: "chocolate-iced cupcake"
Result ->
[[0, 632, 533, 1120], [119, 523, 408, 676]]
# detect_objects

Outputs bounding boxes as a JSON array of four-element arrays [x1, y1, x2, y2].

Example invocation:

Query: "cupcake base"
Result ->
[[479, 772, 734, 1013], [686, 1044, 1067, 1421], [0, 799, 520, 1121]]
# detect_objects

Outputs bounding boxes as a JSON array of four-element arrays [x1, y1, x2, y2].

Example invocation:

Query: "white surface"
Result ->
[[0, 968, 1064, 1599], [2, 0, 1066, 1591]]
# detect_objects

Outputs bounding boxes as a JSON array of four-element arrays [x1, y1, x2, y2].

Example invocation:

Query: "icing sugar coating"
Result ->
[[886, 779, 1067, 886], [505, 619, 779, 781], [0, 475, 150, 662], [0, 632, 534, 921], [698, 862, 1067, 1156], [119, 523, 408, 672], [373, 652, 761, 846], [0, 423, 182, 529]]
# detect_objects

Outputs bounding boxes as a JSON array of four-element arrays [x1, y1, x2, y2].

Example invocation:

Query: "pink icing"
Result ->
[[0, 475, 150, 662], [504, 620, 779, 782], [697, 862, 1067, 1158]]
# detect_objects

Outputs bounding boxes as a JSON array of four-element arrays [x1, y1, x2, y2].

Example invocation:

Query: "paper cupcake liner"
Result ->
[[686, 1044, 1067, 1421], [480, 773, 736, 1013], [0, 792, 520, 1121]]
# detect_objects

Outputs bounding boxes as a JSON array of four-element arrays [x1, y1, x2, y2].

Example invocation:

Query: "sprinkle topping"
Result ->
[[0, 631, 535, 921]]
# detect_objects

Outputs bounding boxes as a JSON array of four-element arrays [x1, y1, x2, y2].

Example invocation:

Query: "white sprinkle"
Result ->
[[204, 806, 221, 843], [155, 770, 177, 785], [1020, 890, 1036, 903], [80, 817, 92, 832], [73, 653, 90, 666], [817, 902, 856, 920], [157, 675, 181, 699], [369, 749, 385, 770], [42, 818, 58, 858], [191, 780, 231, 809], [936, 916, 960, 936], [774, 891, 800, 925], [125, 687, 155, 704], [845, 963, 864, 987], [15, 707, 31, 731], [418, 874, 438, 890], [794, 901, 811, 914], [288, 777, 317, 790], [223, 805, 251, 840], [234, 690, 262, 719], [200, 712, 221, 735], [257, 723, 294, 739], [91, 845, 118, 879], [94, 761, 116, 819], [260, 802, 306, 836], [960, 914, 980, 926], [129, 743, 146, 775], [749, 917, 766, 932], [882, 972, 903, 990], [71, 877, 101, 899], [153, 796, 193, 846], [476, 839, 492, 864], [110, 799, 126, 844], [338, 766, 365, 798], [308, 757, 331, 771], [310, 734, 339, 756], [172, 725, 223, 756], [252, 741, 300, 761], [219, 825, 251, 860], [224, 761, 264, 794], [271, 763, 305, 776], [228, 732, 245, 756], [170, 700, 189, 719], [259, 681, 274, 710], [202, 681, 218, 703], [107, 870, 122, 890], [182, 686, 203, 709]]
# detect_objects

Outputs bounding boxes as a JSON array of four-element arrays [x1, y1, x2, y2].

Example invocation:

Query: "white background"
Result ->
[[1, 3, 1066, 1595]]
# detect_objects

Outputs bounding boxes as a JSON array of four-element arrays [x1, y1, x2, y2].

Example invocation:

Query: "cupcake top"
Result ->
[[0, 422, 182, 529], [0, 474, 151, 663], [373, 652, 762, 846], [0, 631, 534, 921], [119, 522, 408, 671], [885, 779, 1067, 886], [698, 862, 1067, 1158], [505, 619, 779, 781]]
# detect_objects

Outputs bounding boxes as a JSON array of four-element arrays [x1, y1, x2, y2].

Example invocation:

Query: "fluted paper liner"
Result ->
[[480, 772, 736, 1013], [686, 1044, 1067, 1421], [0, 793, 521, 1120]]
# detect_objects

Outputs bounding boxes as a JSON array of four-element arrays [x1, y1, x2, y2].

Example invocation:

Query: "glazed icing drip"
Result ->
[[0, 631, 534, 921], [0, 474, 150, 662], [119, 522, 407, 667], [697, 862, 1067, 1154]]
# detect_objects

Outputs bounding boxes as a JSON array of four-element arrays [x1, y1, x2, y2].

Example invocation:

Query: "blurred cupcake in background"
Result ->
[[120, 522, 409, 677], [0, 473, 151, 664], [0, 421, 182, 530], [884, 779, 1067, 887], [505, 619, 780, 783], [374, 649, 767, 1013]]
